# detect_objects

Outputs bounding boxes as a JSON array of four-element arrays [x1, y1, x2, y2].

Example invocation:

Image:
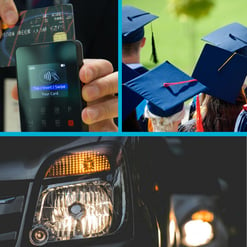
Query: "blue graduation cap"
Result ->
[[122, 5, 158, 43], [122, 63, 143, 120], [234, 104, 247, 132], [202, 22, 247, 54], [192, 44, 247, 103], [122, 5, 159, 63], [123, 61, 206, 117]]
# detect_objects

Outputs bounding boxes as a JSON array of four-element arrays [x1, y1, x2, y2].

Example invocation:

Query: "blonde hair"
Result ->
[[144, 105, 185, 132]]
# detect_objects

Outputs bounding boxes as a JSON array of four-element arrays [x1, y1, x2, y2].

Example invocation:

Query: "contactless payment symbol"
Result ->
[[41, 70, 60, 83]]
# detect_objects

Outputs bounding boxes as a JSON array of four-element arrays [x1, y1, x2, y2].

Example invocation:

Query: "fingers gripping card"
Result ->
[[0, 4, 75, 67]]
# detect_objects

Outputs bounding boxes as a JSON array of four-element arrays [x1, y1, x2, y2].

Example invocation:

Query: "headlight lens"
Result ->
[[30, 149, 127, 246], [42, 181, 112, 238], [182, 219, 214, 246]]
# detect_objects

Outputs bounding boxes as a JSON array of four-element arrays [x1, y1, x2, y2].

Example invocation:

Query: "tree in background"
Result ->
[[168, 0, 215, 66], [168, 0, 214, 20]]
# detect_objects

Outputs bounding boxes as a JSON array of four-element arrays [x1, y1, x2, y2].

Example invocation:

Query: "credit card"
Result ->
[[0, 4, 75, 67]]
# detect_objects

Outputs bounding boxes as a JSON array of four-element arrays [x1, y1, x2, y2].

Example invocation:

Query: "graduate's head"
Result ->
[[122, 5, 159, 63]]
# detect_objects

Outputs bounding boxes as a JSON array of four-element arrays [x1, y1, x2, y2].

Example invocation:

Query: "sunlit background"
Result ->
[[122, 0, 247, 75]]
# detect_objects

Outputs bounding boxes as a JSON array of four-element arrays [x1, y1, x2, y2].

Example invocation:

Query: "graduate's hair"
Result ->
[[202, 89, 247, 131], [122, 39, 143, 57]]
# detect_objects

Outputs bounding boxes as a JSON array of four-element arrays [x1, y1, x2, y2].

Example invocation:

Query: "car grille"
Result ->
[[0, 181, 29, 247]]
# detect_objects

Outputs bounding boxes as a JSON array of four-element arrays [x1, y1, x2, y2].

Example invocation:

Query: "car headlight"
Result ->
[[181, 210, 214, 246], [169, 194, 228, 247], [29, 148, 128, 246]]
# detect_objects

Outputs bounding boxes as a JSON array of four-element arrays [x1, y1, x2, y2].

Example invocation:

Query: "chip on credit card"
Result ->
[[0, 4, 75, 67]]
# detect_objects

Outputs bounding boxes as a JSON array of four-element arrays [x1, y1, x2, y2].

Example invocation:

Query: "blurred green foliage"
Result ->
[[168, 0, 214, 20]]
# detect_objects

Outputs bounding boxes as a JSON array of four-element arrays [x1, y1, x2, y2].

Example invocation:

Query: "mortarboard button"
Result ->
[[123, 61, 206, 117], [202, 22, 247, 54], [192, 44, 247, 103]]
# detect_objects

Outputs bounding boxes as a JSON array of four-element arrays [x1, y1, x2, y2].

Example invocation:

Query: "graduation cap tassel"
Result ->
[[196, 94, 204, 132], [150, 25, 158, 64]]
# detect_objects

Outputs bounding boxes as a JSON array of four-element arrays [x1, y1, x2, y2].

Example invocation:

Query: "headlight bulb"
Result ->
[[68, 202, 86, 219]]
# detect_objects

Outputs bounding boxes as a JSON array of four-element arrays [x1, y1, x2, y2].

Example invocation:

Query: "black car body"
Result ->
[[0, 136, 245, 247]]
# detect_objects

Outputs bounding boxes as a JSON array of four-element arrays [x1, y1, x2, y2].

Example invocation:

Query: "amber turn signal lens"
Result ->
[[45, 151, 111, 178], [191, 210, 214, 222]]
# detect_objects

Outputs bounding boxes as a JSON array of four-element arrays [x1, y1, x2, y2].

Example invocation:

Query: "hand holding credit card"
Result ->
[[0, 4, 75, 67], [0, 2, 118, 132], [0, 3, 87, 131]]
